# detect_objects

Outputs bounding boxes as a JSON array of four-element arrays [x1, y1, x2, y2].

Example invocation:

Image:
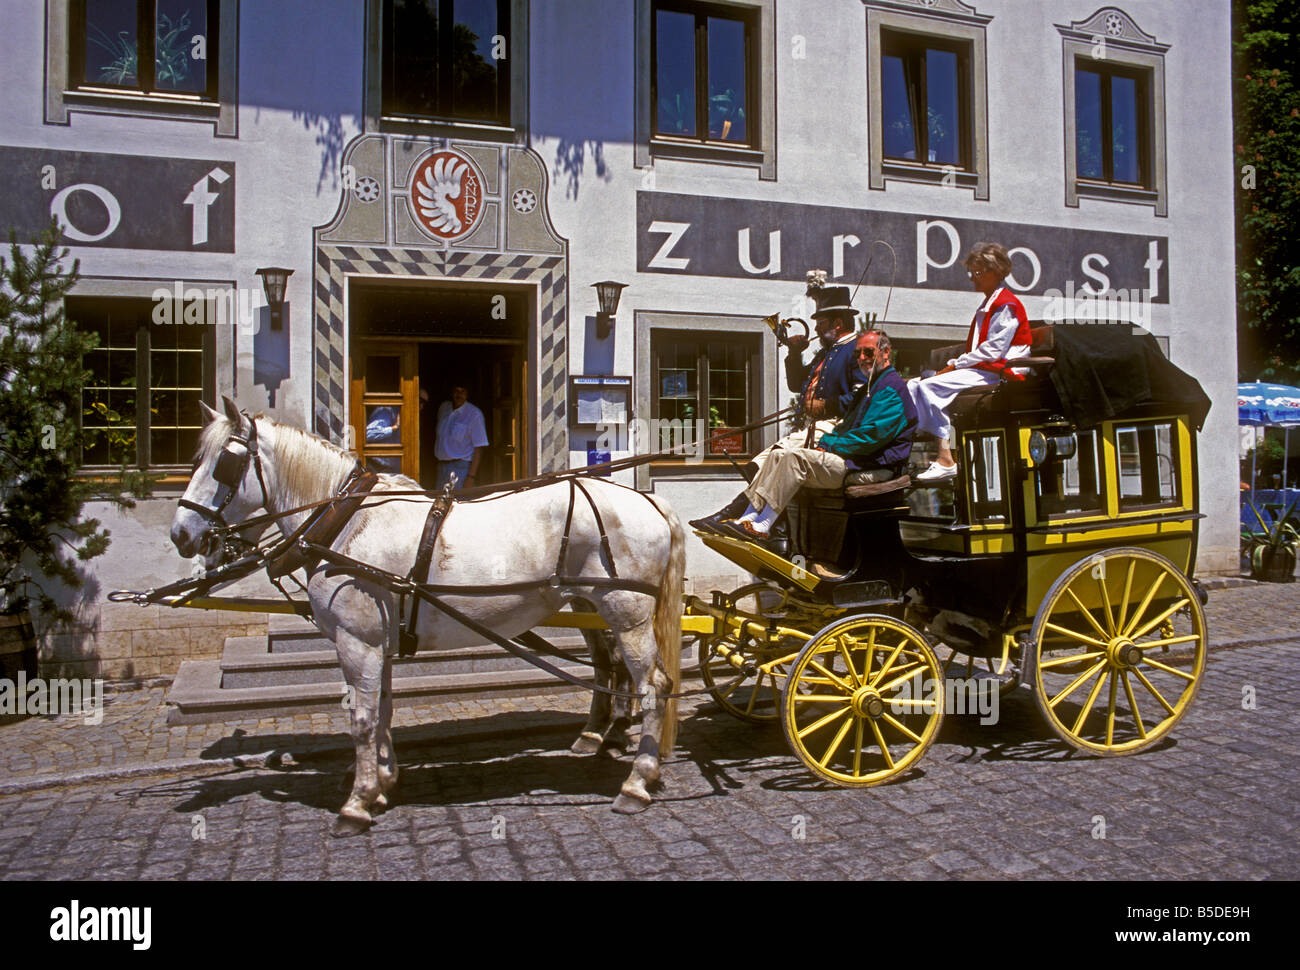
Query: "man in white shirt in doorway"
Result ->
[[434, 384, 489, 489]]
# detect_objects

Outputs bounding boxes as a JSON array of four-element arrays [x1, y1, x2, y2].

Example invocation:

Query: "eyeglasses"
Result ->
[[854, 347, 877, 359]]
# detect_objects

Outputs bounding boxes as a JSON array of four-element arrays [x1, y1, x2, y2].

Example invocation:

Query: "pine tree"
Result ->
[[0, 221, 149, 622]]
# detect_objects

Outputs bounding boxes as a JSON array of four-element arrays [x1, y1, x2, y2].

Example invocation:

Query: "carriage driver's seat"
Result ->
[[785, 473, 912, 580]]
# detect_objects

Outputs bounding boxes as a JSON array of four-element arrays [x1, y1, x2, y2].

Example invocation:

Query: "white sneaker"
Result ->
[[916, 461, 958, 482]]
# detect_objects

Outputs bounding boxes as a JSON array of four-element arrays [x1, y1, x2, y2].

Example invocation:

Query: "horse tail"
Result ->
[[645, 492, 684, 756]]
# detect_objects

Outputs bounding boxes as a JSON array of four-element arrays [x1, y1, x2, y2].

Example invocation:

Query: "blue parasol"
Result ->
[[1239, 382, 1300, 499]]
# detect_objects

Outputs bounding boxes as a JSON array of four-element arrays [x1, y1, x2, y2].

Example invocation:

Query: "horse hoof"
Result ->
[[599, 740, 628, 760], [331, 814, 372, 838], [372, 793, 390, 813], [570, 734, 603, 755], [612, 793, 651, 815]]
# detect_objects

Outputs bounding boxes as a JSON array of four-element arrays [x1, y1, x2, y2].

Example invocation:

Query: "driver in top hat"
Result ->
[[690, 274, 862, 534]]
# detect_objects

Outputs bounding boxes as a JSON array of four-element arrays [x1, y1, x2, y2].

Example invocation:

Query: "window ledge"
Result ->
[[649, 138, 765, 169], [378, 115, 520, 143], [62, 88, 220, 118], [1074, 179, 1160, 207], [881, 160, 980, 189]]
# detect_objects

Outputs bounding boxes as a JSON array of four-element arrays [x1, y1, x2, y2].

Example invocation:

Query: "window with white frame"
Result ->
[[1057, 7, 1169, 215], [865, 0, 991, 200]]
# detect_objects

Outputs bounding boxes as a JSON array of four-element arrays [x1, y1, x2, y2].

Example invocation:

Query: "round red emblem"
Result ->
[[409, 150, 484, 241]]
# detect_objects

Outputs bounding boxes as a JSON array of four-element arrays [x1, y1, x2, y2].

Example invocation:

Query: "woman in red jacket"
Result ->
[[908, 243, 1031, 482]]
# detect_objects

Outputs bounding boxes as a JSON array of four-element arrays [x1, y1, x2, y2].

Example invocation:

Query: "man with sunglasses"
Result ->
[[690, 280, 860, 533], [717, 330, 915, 547]]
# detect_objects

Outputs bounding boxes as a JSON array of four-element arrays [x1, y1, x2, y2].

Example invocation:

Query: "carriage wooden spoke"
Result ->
[[1031, 548, 1206, 756], [782, 615, 944, 788]]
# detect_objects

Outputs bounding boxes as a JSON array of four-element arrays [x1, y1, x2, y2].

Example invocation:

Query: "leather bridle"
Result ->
[[179, 415, 271, 532]]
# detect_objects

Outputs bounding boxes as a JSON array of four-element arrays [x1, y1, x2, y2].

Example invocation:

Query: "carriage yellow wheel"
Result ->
[[782, 614, 944, 787], [1030, 548, 1206, 755], [698, 584, 802, 723]]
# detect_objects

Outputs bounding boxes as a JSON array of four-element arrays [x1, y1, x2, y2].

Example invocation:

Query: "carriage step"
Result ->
[[165, 658, 602, 725]]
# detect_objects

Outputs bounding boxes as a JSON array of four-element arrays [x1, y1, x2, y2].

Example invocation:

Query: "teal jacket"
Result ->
[[817, 365, 916, 471]]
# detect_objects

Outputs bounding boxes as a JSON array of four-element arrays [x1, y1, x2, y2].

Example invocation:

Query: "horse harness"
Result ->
[[392, 476, 659, 657], [169, 410, 730, 702]]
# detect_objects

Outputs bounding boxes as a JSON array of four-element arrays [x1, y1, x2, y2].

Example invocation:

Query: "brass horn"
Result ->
[[763, 313, 810, 347]]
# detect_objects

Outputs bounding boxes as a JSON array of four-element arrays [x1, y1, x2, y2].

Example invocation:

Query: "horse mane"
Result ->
[[197, 413, 359, 511]]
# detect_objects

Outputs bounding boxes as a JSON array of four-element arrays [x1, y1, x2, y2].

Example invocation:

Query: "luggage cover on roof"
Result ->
[[1047, 325, 1212, 431]]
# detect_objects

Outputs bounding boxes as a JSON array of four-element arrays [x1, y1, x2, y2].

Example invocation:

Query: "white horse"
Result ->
[[171, 398, 685, 834]]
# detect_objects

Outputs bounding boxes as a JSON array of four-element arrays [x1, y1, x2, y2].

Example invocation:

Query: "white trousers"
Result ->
[[907, 369, 1001, 441]]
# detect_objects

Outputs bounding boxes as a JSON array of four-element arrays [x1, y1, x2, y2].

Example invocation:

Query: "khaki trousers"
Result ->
[[748, 420, 838, 476], [745, 447, 849, 515]]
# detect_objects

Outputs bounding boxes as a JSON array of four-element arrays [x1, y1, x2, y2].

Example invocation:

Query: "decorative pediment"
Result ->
[[861, 0, 992, 28], [1056, 7, 1169, 53]]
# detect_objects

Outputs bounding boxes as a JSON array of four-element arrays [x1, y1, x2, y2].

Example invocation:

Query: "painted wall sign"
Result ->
[[408, 148, 485, 242], [636, 191, 1169, 303], [0, 146, 234, 252]]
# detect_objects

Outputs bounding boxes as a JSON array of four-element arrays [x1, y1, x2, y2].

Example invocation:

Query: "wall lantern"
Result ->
[[592, 280, 627, 339], [255, 267, 294, 331]]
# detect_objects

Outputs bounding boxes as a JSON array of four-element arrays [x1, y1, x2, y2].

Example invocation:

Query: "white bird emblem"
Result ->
[[415, 156, 468, 234]]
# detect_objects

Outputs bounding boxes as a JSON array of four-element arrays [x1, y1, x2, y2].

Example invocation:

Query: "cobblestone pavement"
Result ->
[[0, 583, 1296, 880]]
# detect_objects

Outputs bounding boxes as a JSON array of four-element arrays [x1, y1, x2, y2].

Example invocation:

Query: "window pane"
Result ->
[[450, 0, 503, 121], [84, 0, 140, 88], [1110, 74, 1140, 183], [1075, 69, 1103, 179], [366, 404, 402, 444], [655, 9, 696, 136], [1118, 422, 1177, 509], [925, 49, 960, 165], [707, 16, 746, 142], [155, 0, 207, 92], [386, 0, 439, 116], [882, 54, 917, 160], [966, 434, 1006, 522]]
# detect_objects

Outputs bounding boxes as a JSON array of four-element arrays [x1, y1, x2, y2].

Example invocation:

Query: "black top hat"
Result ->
[[811, 285, 857, 320]]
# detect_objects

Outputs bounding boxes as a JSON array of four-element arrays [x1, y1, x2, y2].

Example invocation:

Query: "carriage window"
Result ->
[[1036, 429, 1104, 519], [651, 330, 758, 457], [1116, 421, 1179, 510], [70, 295, 215, 472], [964, 433, 1007, 523]]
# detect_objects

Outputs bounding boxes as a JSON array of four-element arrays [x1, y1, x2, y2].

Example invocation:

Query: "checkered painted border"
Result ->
[[312, 245, 569, 474]]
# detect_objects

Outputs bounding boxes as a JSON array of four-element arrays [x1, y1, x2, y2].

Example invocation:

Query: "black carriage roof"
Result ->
[[952, 324, 1212, 432]]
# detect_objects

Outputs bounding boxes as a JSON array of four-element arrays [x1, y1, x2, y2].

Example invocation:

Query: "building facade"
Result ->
[[1, 0, 1237, 680]]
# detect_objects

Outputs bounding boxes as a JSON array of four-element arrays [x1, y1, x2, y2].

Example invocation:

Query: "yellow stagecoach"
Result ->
[[683, 322, 1213, 788]]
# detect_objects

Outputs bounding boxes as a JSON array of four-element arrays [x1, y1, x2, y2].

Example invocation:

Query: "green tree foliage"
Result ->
[[1235, 0, 1300, 382], [0, 222, 150, 620]]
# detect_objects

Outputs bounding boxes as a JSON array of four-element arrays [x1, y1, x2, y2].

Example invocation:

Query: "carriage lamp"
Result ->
[[256, 267, 295, 331], [592, 281, 628, 340], [1028, 428, 1078, 466]]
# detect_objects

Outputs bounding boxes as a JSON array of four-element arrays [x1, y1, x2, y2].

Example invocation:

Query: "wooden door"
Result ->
[[490, 348, 525, 482], [350, 342, 419, 479]]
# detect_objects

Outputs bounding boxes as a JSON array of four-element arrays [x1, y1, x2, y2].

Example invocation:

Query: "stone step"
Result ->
[[219, 636, 592, 688], [167, 658, 600, 725]]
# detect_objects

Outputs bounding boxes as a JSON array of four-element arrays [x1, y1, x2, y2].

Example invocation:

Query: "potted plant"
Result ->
[[1243, 498, 1299, 582], [0, 222, 151, 684]]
